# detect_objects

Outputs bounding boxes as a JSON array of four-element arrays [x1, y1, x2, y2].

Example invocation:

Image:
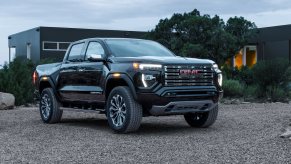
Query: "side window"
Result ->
[[85, 42, 105, 60], [67, 43, 85, 61]]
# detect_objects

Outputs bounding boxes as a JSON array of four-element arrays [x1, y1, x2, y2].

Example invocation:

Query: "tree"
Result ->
[[225, 16, 258, 62], [147, 9, 257, 66], [0, 58, 36, 105]]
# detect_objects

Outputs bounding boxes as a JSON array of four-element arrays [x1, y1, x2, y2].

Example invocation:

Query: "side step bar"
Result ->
[[60, 107, 105, 114]]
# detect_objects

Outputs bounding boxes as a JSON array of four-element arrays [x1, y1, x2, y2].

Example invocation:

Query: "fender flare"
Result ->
[[38, 76, 61, 101], [105, 73, 137, 100]]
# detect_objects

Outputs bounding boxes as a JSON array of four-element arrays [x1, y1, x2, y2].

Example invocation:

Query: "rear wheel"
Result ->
[[184, 106, 218, 128], [39, 88, 63, 124], [106, 86, 142, 133]]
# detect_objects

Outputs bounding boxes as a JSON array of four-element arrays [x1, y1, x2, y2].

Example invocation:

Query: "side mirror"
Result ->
[[87, 54, 104, 62]]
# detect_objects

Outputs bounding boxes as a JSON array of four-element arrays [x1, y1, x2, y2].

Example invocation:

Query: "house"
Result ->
[[8, 24, 291, 65], [8, 26, 146, 63], [233, 24, 291, 68]]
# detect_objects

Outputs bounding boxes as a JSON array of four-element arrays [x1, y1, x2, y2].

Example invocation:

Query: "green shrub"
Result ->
[[266, 86, 288, 102], [221, 64, 233, 80], [222, 79, 244, 97], [236, 66, 254, 85], [222, 59, 291, 102], [242, 84, 261, 101], [222, 65, 254, 85], [253, 60, 291, 90], [0, 58, 36, 105]]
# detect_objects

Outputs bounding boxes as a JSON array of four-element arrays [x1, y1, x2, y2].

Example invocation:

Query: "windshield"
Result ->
[[105, 39, 175, 57]]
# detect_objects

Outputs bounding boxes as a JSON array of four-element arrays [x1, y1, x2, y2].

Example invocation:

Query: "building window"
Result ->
[[246, 46, 257, 67], [8, 47, 16, 63], [27, 43, 31, 59], [233, 45, 257, 68], [43, 42, 58, 50], [43, 41, 71, 51], [59, 43, 70, 50]]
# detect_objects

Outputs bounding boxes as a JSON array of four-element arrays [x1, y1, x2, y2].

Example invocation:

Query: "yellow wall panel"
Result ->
[[234, 52, 243, 68], [246, 50, 256, 67]]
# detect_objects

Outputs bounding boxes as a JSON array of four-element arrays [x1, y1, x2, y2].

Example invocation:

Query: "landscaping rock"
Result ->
[[0, 92, 15, 110], [230, 99, 241, 104], [280, 126, 291, 138]]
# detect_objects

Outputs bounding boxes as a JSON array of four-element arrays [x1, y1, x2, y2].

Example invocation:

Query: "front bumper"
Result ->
[[136, 85, 222, 116], [149, 100, 218, 116], [137, 86, 222, 105]]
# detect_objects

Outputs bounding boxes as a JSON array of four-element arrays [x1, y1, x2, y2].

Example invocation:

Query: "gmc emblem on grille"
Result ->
[[179, 69, 201, 76]]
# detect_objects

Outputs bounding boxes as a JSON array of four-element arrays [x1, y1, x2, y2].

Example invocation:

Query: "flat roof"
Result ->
[[9, 26, 146, 38]]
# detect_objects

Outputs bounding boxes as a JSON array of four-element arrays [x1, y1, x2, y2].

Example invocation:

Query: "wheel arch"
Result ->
[[38, 77, 60, 101], [105, 74, 137, 100]]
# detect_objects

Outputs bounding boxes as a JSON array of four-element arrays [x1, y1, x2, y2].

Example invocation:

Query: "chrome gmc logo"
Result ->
[[179, 69, 201, 76]]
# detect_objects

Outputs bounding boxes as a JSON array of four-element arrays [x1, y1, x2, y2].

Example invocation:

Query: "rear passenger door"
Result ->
[[57, 42, 86, 101]]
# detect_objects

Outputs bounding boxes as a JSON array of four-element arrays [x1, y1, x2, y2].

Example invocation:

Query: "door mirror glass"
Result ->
[[87, 54, 104, 62]]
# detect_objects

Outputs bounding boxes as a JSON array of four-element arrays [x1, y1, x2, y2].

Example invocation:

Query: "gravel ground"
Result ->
[[0, 103, 291, 164]]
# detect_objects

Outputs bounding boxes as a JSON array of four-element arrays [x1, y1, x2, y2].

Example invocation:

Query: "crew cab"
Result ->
[[33, 38, 223, 133]]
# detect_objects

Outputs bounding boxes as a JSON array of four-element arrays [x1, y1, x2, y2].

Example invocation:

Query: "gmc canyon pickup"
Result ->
[[34, 38, 223, 133]]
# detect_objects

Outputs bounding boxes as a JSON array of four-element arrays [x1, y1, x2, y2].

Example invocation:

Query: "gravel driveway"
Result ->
[[0, 103, 290, 163]]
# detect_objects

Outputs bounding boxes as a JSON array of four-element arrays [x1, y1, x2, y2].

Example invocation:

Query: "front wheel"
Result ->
[[39, 88, 63, 124], [106, 86, 143, 133], [184, 106, 218, 128]]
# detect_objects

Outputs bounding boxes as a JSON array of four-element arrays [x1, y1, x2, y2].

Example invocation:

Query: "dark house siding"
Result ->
[[8, 27, 40, 63], [264, 40, 289, 60], [8, 26, 147, 63], [253, 24, 291, 63], [39, 27, 146, 61]]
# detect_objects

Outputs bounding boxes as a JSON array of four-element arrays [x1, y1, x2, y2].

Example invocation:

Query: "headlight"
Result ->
[[141, 74, 157, 87], [217, 73, 223, 87], [133, 63, 161, 87], [137, 63, 162, 70], [212, 64, 219, 72]]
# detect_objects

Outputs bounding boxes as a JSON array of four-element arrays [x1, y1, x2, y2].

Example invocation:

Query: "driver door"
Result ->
[[76, 41, 106, 103]]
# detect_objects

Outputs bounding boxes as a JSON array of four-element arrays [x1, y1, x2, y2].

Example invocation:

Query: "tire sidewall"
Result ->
[[106, 87, 132, 132], [39, 89, 54, 123], [184, 106, 218, 128]]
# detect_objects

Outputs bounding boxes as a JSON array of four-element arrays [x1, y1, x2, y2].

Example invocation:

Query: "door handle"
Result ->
[[78, 68, 85, 72]]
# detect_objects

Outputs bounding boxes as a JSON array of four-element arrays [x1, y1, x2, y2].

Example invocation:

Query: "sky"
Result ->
[[1, 0, 291, 65]]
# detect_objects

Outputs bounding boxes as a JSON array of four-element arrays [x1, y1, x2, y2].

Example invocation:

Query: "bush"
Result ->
[[253, 60, 290, 89], [0, 58, 36, 105], [252, 59, 291, 99], [222, 65, 254, 85], [222, 79, 244, 97], [221, 64, 233, 80], [222, 59, 291, 102], [266, 86, 288, 102], [236, 66, 254, 85], [243, 85, 260, 101]]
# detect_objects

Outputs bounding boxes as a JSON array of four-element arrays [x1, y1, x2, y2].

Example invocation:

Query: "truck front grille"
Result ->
[[164, 64, 214, 86]]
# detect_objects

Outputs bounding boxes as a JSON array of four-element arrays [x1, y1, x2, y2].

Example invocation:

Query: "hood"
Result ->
[[36, 62, 62, 76], [109, 56, 215, 65]]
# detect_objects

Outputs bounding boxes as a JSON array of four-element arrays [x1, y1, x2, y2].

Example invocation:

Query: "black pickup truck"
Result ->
[[33, 38, 223, 133]]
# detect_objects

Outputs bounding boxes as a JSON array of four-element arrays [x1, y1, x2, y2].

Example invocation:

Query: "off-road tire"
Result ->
[[184, 106, 218, 128], [106, 86, 142, 133], [39, 88, 63, 124]]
